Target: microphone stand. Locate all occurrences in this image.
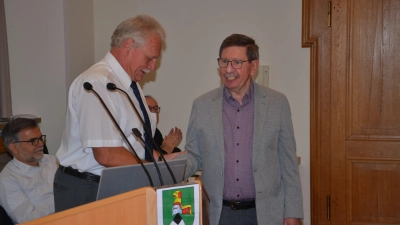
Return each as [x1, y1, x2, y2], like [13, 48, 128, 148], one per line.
[106, 82, 177, 184]
[132, 128, 164, 186]
[83, 82, 154, 187]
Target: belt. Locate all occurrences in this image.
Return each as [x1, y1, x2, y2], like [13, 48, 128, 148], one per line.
[59, 165, 100, 183]
[223, 199, 256, 210]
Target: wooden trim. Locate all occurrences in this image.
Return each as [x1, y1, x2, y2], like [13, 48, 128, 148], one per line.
[0, 137, 6, 154]
[302, 0, 321, 223]
[302, 0, 333, 223]
[22, 187, 157, 225]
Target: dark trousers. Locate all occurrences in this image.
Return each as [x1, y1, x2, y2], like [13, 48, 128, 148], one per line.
[219, 205, 258, 225]
[53, 169, 99, 212]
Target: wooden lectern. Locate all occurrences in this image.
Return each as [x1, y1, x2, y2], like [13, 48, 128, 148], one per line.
[21, 181, 209, 225]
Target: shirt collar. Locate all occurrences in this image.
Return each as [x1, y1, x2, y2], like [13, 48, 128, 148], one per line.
[104, 52, 132, 91]
[223, 79, 254, 103]
[11, 156, 46, 172]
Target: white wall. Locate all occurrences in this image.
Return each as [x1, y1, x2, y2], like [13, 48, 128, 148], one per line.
[94, 1, 310, 223]
[4, 0, 94, 155]
[63, 0, 95, 89]
[5, 0, 311, 223]
[4, 0, 68, 154]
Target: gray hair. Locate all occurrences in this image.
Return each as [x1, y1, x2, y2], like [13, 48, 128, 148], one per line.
[110, 14, 166, 48]
[2, 118, 38, 154]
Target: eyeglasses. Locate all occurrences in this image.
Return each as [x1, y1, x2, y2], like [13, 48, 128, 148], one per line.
[148, 106, 161, 113]
[14, 135, 46, 146]
[217, 58, 251, 69]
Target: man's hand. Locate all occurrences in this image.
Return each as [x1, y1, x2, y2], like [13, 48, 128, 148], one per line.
[284, 218, 301, 225]
[161, 127, 182, 153]
[155, 150, 187, 161]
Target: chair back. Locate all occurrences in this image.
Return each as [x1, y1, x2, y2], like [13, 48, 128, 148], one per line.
[0, 205, 14, 225]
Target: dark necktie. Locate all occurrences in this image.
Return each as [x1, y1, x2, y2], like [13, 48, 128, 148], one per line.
[130, 82, 153, 162]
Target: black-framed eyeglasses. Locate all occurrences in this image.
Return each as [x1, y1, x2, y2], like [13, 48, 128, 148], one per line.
[217, 58, 252, 69]
[14, 135, 46, 146]
[148, 106, 161, 113]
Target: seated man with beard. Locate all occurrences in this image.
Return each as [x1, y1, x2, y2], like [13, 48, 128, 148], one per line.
[0, 118, 58, 224]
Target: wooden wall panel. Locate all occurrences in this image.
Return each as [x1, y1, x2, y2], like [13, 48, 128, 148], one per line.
[349, 0, 400, 138]
[348, 160, 400, 223]
[304, 0, 400, 224]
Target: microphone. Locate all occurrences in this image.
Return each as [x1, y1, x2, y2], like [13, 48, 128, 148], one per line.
[106, 82, 117, 91]
[132, 128, 164, 186]
[83, 82, 154, 187]
[107, 82, 177, 184]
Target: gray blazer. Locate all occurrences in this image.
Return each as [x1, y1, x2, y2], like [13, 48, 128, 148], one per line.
[184, 83, 303, 224]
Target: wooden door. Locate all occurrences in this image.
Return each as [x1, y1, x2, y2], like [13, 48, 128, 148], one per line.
[303, 0, 400, 224]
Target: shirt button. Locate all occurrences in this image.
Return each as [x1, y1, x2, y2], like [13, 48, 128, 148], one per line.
[237, 126, 239, 129]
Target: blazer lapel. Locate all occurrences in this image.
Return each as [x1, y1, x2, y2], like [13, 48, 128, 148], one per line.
[209, 87, 225, 161]
[253, 83, 269, 154]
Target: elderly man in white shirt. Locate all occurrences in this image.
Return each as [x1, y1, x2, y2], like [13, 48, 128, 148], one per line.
[0, 118, 58, 224]
[54, 14, 182, 212]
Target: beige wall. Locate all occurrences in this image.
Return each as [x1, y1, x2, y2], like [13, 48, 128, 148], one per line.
[5, 0, 68, 154]
[5, 0, 310, 223]
[4, 0, 94, 155]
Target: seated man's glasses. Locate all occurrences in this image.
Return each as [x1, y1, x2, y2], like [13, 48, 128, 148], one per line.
[14, 135, 46, 146]
[217, 58, 252, 69]
[148, 106, 161, 113]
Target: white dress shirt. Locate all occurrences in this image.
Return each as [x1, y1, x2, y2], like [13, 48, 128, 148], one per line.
[0, 155, 58, 224]
[56, 52, 156, 175]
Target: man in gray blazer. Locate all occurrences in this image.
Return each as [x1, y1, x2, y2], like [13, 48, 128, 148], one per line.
[184, 34, 303, 225]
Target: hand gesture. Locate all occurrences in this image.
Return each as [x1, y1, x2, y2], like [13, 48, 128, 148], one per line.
[161, 127, 182, 154]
